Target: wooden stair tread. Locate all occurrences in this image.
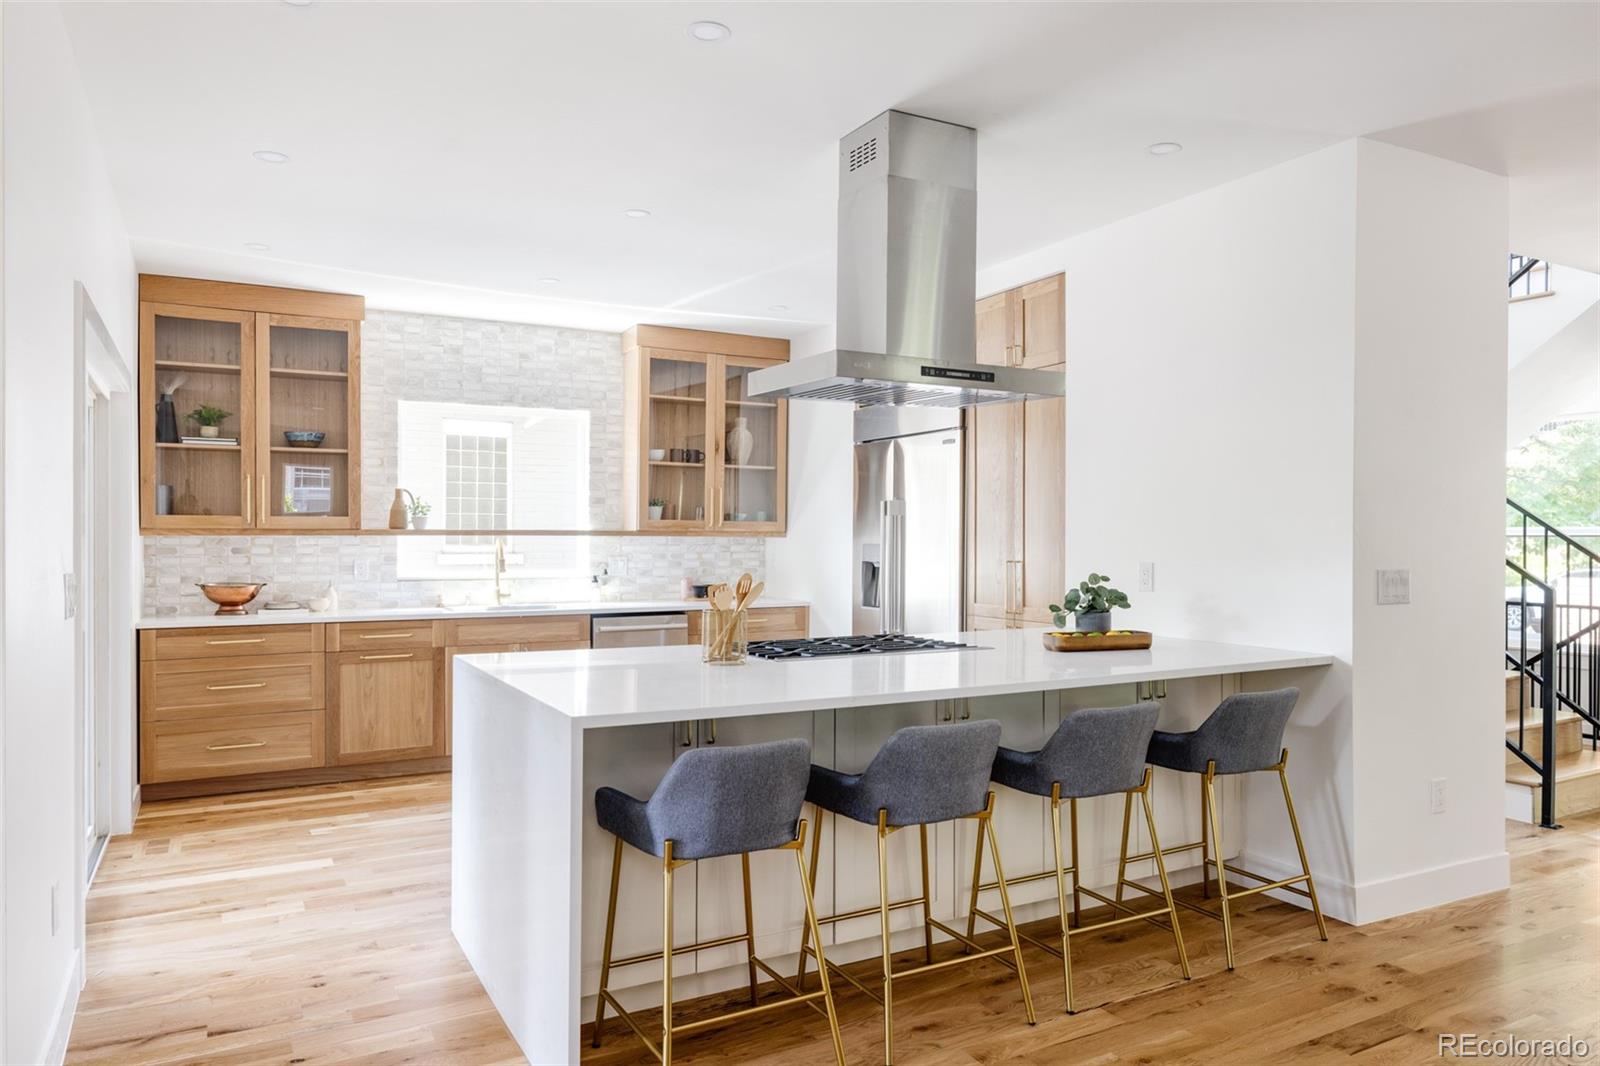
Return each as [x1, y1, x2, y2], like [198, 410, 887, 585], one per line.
[1505, 709, 1582, 730]
[1505, 747, 1600, 787]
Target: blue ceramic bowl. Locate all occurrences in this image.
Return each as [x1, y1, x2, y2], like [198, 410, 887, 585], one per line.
[283, 430, 325, 448]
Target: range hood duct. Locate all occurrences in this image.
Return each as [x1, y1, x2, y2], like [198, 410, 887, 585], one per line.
[748, 110, 1064, 408]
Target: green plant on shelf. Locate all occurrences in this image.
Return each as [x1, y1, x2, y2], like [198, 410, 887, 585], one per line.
[407, 496, 432, 518]
[186, 405, 231, 427]
[1049, 572, 1131, 628]
[282, 492, 297, 514]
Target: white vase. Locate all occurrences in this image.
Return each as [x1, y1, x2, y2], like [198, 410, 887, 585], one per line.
[648, 505, 665, 521]
[727, 417, 754, 465]
[411, 515, 429, 530]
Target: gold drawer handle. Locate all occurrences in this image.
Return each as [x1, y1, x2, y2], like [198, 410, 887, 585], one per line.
[359, 652, 415, 661]
[204, 637, 267, 646]
[357, 632, 415, 640]
[206, 740, 267, 751]
[205, 681, 268, 691]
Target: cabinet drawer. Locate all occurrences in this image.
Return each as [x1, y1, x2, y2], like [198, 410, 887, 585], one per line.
[141, 624, 323, 661]
[688, 606, 809, 643]
[143, 653, 324, 721]
[142, 710, 325, 783]
[327, 620, 442, 651]
[442, 614, 589, 647]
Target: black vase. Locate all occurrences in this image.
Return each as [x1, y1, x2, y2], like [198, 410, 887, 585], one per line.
[155, 394, 179, 443]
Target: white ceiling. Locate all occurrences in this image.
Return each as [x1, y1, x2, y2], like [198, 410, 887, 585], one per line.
[61, 1, 1600, 335]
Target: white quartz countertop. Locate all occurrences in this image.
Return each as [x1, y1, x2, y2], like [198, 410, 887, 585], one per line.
[456, 628, 1334, 728]
[137, 597, 807, 630]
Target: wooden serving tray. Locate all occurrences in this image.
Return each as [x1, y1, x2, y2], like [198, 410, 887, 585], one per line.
[1042, 630, 1153, 652]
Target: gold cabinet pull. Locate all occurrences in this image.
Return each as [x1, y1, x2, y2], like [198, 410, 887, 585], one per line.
[705, 718, 717, 744]
[205, 681, 268, 691]
[681, 721, 694, 747]
[204, 636, 266, 646]
[206, 740, 267, 751]
[358, 652, 414, 661]
[245, 474, 253, 525]
[357, 631, 414, 640]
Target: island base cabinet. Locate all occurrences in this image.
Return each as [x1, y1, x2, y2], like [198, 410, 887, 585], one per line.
[580, 722, 698, 1000]
[954, 693, 1054, 913]
[690, 711, 833, 974]
[328, 650, 443, 764]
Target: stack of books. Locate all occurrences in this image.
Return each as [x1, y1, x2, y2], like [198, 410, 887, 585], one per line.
[179, 435, 239, 447]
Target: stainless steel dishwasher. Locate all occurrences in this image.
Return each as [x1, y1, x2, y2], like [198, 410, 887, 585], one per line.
[590, 613, 690, 649]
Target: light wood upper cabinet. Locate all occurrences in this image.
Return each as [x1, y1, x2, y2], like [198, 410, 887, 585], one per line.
[139, 275, 364, 534]
[964, 274, 1066, 628]
[972, 272, 1064, 370]
[623, 325, 789, 534]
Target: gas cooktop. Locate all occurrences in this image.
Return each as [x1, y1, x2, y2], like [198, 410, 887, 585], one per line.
[747, 634, 974, 660]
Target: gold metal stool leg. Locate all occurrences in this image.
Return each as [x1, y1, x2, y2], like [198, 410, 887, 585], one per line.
[741, 851, 758, 1005]
[592, 835, 623, 1047]
[1068, 796, 1082, 928]
[794, 820, 847, 1066]
[1202, 762, 1236, 971]
[983, 792, 1036, 1025]
[918, 823, 934, 965]
[662, 839, 677, 1065]
[1112, 788, 1134, 912]
[1277, 749, 1329, 941]
[962, 810, 985, 952]
[795, 803, 825, 991]
[1049, 784, 1076, 1013]
[1199, 772, 1212, 899]
[877, 809, 895, 1065]
[1140, 777, 1191, 980]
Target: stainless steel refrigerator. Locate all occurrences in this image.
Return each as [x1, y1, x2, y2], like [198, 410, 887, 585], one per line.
[852, 406, 963, 636]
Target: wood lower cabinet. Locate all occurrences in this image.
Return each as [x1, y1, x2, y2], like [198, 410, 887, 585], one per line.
[328, 649, 443, 764]
[684, 605, 809, 644]
[443, 613, 590, 756]
[143, 710, 326, 784]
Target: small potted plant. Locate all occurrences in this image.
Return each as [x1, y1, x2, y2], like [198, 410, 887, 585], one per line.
[648, 497, 666, 521]
[186, 405, 231, 438]
[1051, 572, 1130, 633]
[408, 496, 432, 530]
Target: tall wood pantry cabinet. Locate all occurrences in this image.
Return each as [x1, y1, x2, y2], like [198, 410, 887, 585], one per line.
[965, 273, 1066, 629]
[139, 275, 364, 533]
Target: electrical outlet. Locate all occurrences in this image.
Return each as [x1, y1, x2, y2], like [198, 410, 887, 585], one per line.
[1377, 569, 1410, 605]
[1139, 562, 1155, 592]
[609, 557, 629, 577]
[353, 559, 372, 581]
[1429, 777, 1446, 815]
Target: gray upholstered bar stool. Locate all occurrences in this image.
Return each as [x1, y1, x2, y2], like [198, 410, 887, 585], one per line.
[591, 739, 844, 1066]
[1132, 687, 1328, 971]
[794, 720, 1035, 1066]
[971, 702, 1190, 1013]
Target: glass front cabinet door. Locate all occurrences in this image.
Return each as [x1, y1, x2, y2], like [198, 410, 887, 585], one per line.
[256, 314, 359, 530]
[715, 356, 786, 533]
[140, 303, 256, 530]
[639, 350, 714, 530]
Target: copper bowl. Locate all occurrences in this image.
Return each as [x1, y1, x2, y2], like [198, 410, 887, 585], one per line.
[196, 581, 267, 616]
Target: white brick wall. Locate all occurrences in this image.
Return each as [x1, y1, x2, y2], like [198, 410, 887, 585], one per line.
[141, 309, 769, 615]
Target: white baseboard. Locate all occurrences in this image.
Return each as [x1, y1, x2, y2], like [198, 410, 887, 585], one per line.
[42, 947, 83, 1065]
[1354, 851, 1510, 925]
[1234, 849, 1355, 924]
[1504, 782, 1533, 824]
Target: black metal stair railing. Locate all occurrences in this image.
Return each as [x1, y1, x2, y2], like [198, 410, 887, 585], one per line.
[1509, 254, 1551, 298]
[1506, 499, 1600, 828]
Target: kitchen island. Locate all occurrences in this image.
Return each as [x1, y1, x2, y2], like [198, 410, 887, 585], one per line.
[451, 628, 1332, 1063]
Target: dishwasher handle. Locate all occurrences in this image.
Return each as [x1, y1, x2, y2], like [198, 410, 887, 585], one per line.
[592, 621, 689, 633]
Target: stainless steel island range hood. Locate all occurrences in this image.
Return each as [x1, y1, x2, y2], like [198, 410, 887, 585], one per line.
[748, 110, 1064, 408]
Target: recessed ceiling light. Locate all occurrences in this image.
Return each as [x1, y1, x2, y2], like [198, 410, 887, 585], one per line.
[243, 242, 271, 252]
[768, 304, 789, 313]
[537, 277, 561, 285]
[1148, 142, 1183, 156]
[687, 20, 731, 42]
[623, 208, 652, 219]
[252, 149, 290, 164]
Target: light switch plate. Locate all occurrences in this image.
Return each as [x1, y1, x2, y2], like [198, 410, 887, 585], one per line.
[1139, 562, 1155, 592]
[1377, 569, 1410, 605]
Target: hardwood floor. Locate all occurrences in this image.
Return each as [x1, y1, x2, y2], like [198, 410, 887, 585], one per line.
[69, 774, 1599, 1065]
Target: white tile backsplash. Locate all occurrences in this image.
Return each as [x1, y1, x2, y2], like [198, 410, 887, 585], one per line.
[141, 308, 769, 616]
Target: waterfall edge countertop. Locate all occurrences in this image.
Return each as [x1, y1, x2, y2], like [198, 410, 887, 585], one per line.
[136, 597, 808, 629]
[454, 628, 1335, 728]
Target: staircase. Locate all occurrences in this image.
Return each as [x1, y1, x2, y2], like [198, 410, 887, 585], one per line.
[1505, 499, 1600, 826]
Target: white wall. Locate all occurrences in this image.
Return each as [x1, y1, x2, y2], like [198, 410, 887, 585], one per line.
[978, 139, 1510, 924]
[767, 324, 854, 635]
[2, 3, 137, 1060]
[1349, 139, 1509, 921]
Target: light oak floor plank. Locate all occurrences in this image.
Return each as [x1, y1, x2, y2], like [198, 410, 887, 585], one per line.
[68, 775, 1600, 1065]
